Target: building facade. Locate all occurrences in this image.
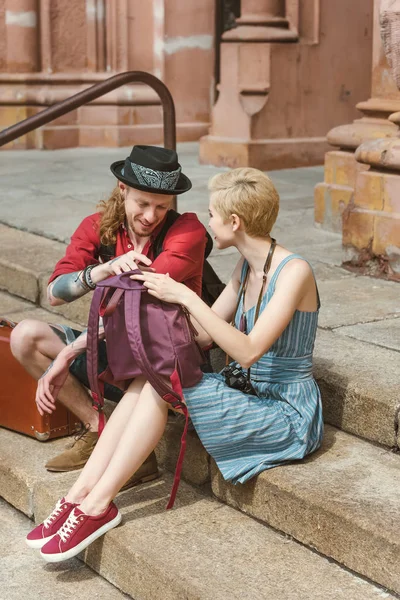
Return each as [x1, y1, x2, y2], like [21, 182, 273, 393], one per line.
[0, 0, 372, 165]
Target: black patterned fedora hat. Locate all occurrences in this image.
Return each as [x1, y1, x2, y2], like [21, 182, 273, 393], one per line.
[110, 145, 192, 195]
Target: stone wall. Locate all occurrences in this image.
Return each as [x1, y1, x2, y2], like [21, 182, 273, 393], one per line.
[0, 0, 215, 148]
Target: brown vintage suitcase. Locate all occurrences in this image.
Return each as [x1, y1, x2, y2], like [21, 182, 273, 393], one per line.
[0, 318, 81, 441]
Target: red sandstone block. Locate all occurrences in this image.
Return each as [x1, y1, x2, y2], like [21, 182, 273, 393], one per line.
[383, 173, 400, 213]
[42, 127, 79, 149]
[373, 214, 400, 255]
[131, 106, 163, 126]
[314, 184, 325, 225]
[343, 209, 375, 250]
[79, 127, 119, 147]
[78, 106, 120, 126]
[354, 171, 384, 211]
[329, 150, 363, 187]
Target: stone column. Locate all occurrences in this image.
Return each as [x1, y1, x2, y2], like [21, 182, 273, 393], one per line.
[200, 0, 373, 170]
[199, 0, 298, 168]
[233, 0, 292, 33]
[0, 0, 215, 149]
[339, 2, 400, 280]
[314, 0, 400, 233]
[340, 114, 400, 279]
[5, 0, 39, 73]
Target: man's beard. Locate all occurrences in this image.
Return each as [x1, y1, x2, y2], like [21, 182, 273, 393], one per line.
[129, 219, 158, 238]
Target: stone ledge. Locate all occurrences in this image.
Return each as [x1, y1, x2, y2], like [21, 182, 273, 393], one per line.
[211, 425, 400, 595]
[0, 429, 395, 600]
[1, 224, 399, 448]
[0, 224, 65, 303]
[314, 329, 400, 448]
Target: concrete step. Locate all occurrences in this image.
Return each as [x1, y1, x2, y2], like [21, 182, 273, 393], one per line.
[0, 498, 130, 600]
[1, 258, 399, 450]
[134, 417, 400, 595]
[314, 329, 400, 449]
[211, 426, 400, 596]
[0, 427, 396, 600]
[0, 224, 90, 327]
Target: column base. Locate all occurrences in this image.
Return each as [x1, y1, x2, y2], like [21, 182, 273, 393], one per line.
[314, 150, 369, 233]
[199, 135, 330, 170]
[342, 169, 400, 280]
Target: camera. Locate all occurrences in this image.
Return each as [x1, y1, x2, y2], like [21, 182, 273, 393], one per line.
[222, 364, 257, 396]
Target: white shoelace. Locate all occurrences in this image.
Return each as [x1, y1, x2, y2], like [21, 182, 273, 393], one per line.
[58, 509, 80, 543]
[43, 498, 65, 529]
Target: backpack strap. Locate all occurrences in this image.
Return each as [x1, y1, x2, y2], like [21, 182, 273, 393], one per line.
[124, 285, 188, 509]
[152, 209, 214, 260]
[86, 286, 108, 435]
[152, 210, 181, 259]
[99, 243, 116, 263]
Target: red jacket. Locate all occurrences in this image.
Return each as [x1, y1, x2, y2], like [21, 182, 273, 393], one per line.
[49, 212, 207, 297]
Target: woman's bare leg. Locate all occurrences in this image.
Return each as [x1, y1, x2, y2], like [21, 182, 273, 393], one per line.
[77, 380, 169, 515]
[65, 377, 147, 504]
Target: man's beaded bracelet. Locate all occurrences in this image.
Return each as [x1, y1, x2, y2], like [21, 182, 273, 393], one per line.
[83, 265, 96, 290]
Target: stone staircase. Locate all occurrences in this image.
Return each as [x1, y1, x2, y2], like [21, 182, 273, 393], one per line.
[1, 147, 399, 598]
[1, 224, 399, 598]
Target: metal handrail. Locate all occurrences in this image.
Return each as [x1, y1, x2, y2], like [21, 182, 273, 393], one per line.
[0, 71, 176, 149]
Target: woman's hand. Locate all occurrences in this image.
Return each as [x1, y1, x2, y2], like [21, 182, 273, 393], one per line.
[35, 355, 71, 415]
[131, 272, 192, 305]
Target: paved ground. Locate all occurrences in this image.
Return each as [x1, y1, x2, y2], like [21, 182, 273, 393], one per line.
[0, 498, 131, 600]
[0, 142, 398, 350]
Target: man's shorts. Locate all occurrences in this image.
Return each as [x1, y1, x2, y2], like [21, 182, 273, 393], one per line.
[50, 324, 123, 402]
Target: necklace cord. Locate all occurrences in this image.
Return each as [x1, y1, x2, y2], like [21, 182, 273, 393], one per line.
[225, 238, 277, 372]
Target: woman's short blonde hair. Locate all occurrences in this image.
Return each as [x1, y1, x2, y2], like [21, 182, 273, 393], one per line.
[208, 167, 279, 237]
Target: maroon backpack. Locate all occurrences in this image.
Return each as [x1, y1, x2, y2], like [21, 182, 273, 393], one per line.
[86, 270, 204, 509]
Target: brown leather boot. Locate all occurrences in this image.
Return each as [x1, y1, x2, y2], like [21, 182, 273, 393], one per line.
[119, 451, 160, 492]
[45, 427, 98, 472]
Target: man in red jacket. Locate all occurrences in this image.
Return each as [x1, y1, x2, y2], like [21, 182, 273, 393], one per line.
[10, 145, 207, 482]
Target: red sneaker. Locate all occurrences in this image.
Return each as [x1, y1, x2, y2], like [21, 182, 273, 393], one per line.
[26, 497, 78, 549]
[40, 502, 121, 562]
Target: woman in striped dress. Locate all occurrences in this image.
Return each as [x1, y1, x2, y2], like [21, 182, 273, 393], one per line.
[138, 167, 324, 484]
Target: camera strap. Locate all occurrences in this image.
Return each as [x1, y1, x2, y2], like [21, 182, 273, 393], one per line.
[225, 238, 277, 379]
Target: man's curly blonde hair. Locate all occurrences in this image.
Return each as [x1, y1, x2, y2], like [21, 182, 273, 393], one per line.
[208, 168, 279, 237]
[97, 186, 126, 246]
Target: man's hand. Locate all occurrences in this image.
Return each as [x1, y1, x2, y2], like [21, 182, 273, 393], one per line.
[106, 250, 155, 276]
[35, 356, 70, 415]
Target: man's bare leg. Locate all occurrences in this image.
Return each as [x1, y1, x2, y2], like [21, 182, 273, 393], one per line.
[10, 319, 99, 431]
[10, 319, 102, 471]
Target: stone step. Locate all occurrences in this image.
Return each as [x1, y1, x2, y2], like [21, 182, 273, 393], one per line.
[142, 417, 400, 595]
[314, 329, 400, 449]
[211, 426, 400, 596]
[1, 248, 399, 451]
[0, 427, 396, 600]
[0, 224, 90, 327]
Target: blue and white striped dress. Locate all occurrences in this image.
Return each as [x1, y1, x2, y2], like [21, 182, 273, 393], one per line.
[183, 254, 324, 484]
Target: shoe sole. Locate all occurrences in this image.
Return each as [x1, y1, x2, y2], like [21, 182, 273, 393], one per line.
[39, 511, 122, 563]
[45, 464, 88, 472]
[26, 533, 56, 549]
[119, 470, 160, 493]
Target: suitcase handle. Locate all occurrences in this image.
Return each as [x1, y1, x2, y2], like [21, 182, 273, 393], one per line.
[0, 318, 16, 328]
